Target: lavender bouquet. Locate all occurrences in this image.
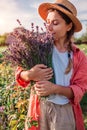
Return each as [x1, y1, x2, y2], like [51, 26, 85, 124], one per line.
[4, 21, 54, 70]
[3, 20, 55, 129]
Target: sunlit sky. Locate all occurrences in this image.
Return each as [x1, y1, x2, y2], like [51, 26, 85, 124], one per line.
[0, 0, 87, 37]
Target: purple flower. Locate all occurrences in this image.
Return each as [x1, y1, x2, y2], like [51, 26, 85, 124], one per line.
[4, 23, 54, 70]
[0, 106, 5, 112]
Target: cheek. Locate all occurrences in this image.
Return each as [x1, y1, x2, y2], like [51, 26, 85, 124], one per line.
[53, 25, 63, 34]
[55, 25, 67, 35]
[53, 27, 67, 40]
[52, 23, 68, 39]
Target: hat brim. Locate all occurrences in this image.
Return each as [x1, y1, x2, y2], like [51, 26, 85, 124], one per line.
[38, 3, 82, 32]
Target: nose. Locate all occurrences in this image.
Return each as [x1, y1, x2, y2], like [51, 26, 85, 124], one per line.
[47, 23, 53, 32]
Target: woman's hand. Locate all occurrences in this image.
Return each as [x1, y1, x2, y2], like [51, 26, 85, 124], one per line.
[34, 80, 74, 99]
[34, 80, 56, 96]
[20, 64, 53, 82]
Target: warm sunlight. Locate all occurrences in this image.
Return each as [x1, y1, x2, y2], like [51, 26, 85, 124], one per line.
[0, 19, 6, 34]
[0, 19, 5, 26]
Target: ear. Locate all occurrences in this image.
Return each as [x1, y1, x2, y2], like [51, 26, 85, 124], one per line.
[67, 22, 73, 31]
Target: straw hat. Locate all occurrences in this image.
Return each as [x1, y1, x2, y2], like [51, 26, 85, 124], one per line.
[38, 0, 82, 32]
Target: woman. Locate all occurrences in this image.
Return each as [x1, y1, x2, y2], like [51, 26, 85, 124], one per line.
[16, 0, 87, 130]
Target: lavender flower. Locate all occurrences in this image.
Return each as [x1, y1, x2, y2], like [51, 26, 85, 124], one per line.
[0, 106, 5, 113]
[4, 22, 54, 70]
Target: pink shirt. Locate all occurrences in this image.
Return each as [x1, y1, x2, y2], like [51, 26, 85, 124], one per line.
[15, 44, 87, 130]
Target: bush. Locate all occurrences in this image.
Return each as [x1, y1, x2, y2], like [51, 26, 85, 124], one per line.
[0, 61, 31, 130]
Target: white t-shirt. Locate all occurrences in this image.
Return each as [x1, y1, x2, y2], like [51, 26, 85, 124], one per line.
[48, 45, 73, 105]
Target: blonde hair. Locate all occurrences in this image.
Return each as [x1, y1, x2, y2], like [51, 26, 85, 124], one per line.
[65, 41, 73, 74]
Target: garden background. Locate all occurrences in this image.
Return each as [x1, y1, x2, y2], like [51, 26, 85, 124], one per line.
[0, 29, 87, 130]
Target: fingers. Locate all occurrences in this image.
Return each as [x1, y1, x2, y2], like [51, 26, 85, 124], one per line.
[36, 80, 46, 85]
[45, 72, 53, 78]
[34, 84, 46, 96]
[42, 68, 53, 79]
[34, 82, 43, 89]
[34, 84, 43, 96]
[43, 67, 53, 74]
[34, 81, 53, 96]
[36, 64, 53, 72]
[44, 76, 53, 81]
[30, 64, 53, 81]
[36, 64, 47, 69]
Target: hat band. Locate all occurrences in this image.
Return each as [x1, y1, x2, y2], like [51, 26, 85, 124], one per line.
[56, 3, 73, 14]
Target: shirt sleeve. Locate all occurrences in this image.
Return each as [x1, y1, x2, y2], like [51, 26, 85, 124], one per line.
[70, 51, 87, 105]
[15, 66, 30, 88]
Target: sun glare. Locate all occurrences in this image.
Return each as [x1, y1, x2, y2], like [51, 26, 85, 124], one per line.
[0, 19, 6, 34]
[0, 19, 5, 26]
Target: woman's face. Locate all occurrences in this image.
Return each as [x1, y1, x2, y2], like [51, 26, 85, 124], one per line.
[46, 10, 72, 41]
